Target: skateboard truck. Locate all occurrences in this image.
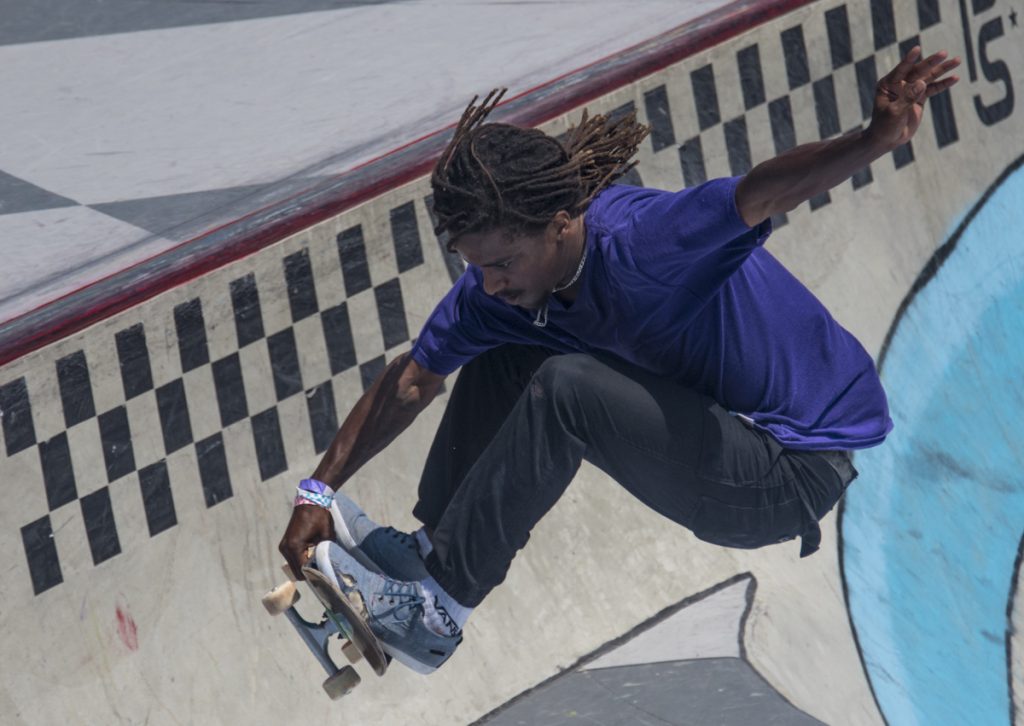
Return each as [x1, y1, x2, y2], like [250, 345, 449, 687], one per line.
[262, 553, 389, 699]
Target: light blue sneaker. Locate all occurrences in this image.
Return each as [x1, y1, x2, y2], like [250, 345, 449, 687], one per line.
[329, 490, 428, 582]
[313, 541, 462, 674]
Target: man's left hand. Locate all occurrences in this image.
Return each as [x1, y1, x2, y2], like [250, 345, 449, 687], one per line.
[867, 46, 961, 150]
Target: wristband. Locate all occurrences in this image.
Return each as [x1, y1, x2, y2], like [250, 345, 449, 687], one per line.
[296, 478, 335, 508]
[298, 478, 335, 496]
[295, 489, 333, 508]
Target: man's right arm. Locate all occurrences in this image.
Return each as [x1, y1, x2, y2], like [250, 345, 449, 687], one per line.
[277, 352, 446, 577]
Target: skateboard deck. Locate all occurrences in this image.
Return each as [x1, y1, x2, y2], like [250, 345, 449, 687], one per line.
[262, 557, 390, 699]
[301, 564, 389, 675]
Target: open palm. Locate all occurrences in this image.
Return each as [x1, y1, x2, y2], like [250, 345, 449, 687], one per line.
[869, 46, 961, 149]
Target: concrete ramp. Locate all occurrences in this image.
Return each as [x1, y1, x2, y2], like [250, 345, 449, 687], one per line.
[479, 576, 826, 725]
[2, 1, 1022, 724]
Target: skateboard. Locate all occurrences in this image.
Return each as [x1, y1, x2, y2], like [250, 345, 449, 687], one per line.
[262, 553, 390, 699]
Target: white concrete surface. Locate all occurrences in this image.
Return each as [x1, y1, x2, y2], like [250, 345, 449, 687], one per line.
[583, 577, 751, 670]
[0, 0, 728, 324]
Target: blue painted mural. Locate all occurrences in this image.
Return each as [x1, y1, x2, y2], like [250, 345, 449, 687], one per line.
[842, 154, 1024, 726]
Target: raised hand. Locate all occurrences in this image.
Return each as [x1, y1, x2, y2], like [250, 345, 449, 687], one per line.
[867, 46, 961, 150]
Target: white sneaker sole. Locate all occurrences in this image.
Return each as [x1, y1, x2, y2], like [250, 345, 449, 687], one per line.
[312, 542, 440, 676]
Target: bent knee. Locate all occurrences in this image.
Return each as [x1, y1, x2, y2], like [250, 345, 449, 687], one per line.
[531, 354, 603, 399]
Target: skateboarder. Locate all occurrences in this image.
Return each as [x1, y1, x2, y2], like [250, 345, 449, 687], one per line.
[279, 47, 960, 672]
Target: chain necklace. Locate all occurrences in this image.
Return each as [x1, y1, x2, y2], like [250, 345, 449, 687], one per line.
[552, 243, 588, 292]
[534, 243, 588, 327]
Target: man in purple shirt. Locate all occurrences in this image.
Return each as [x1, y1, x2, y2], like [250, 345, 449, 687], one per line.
[279, 47, 960, 672]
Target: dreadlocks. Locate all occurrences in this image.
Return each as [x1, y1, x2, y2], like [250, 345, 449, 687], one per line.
[430, 88, 651, 245]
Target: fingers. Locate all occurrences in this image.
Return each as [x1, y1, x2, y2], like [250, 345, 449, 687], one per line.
[887, 45, 922, 83]
[888, 46, 962, 84]
[280, 538, 307, 581]
[905, 49, 947, 82]
[925, 75, 960, 98]
[278, 505, 332, 581]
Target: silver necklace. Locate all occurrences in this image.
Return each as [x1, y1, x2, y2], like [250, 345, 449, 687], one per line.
[553, 243, 588, 292]
[534, 244, 587, 327]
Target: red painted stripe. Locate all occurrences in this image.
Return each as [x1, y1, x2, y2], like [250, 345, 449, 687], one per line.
[0, 0, 813, 367]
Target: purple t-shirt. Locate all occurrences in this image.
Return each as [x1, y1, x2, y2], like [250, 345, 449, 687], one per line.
[411, 176, 892, 450]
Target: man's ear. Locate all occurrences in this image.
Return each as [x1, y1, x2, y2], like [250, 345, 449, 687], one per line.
[552, 210, 572, 239]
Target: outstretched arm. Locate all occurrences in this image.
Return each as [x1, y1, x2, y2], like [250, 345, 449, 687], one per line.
[735, 46, 960, 227]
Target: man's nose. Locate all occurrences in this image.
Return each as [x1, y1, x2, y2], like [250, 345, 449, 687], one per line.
[482, 270, 506, 297]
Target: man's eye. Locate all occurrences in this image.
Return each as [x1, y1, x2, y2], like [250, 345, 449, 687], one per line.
[497, 260, 512, 269]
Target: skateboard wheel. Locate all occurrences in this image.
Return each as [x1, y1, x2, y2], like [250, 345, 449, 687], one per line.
[340, 639, 362, 664]
[323, 666, 361, 699]
[262, 581, 300, 615]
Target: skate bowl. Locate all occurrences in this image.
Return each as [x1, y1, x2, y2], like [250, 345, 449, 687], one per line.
[2, 1, 1022, 724]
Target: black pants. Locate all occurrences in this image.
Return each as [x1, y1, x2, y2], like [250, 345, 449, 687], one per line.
[416, 346, 858, 607]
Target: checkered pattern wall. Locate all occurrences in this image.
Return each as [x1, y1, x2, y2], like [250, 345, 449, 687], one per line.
[1, 0, 970, 596]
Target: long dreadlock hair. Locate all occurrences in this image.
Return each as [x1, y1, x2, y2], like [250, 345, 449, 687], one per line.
[430, 88, 650, 247]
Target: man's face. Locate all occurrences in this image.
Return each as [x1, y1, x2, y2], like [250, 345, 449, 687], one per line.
[453, 216, 570, 310]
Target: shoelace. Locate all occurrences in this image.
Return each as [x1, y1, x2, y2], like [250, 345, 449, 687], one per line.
[383, 526, 419, 551]
[373, 580, 425, 622]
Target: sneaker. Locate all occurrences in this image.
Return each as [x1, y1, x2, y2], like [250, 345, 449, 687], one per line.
[313, 541, 462, 674]
[329, 490, 428, 582]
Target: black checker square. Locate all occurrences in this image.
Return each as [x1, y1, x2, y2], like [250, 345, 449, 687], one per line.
[918, 0, 941, 29]
[813, 76, 841, 139]
[691, 64, 720, 130]
[284, 248, 319, 323]
[81, 486, 121, 565]
[156, 378, 194, 454]
[678, 136, 707, 187]
[736, 44, 766, 110]
[321, 302, 357, 375]
[22, 516, 62, 595]
[230, 272, 266, 348]
[374, 278, 410, 350]
[306, 381, 338, 455]
[39, 432, 78, 511]
[826, 6, 854, 69]
[929, 88, 959, 148]
[196, 433, 233, 508]
[871, 0, 898, 50]
[855, 55, 878, 121]
[724, 117, 752, 176]
[337, 224, 372, 296]
[116, 323, 154, 399]
[643, 85, 676, 151]
[1, 376, 37, 456]
[57, 350, 96, 428]
[252, 407, 288, 481]
[98, 405, 136, 482]
[893, 140, 915, 169]
[809, 191, 832, 211]
[768, 96, 797, 153]
[781, 25, 810, 89]
[268, 328, 303, 400]
[212, 353, 249, 428]
[390, 201, 425, 274]
[174, 298, 210, 373]
[139, 460, 177, 536]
